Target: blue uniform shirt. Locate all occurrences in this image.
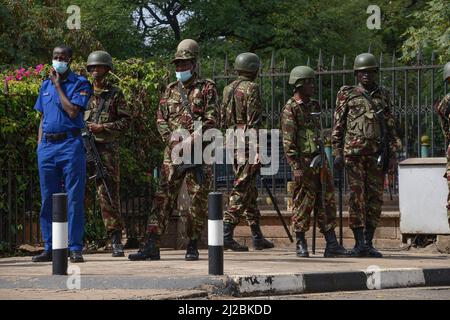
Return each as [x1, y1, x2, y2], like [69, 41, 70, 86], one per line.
[34, 71, 92, 133]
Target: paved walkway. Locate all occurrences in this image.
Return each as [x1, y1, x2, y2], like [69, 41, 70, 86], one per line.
[0, 248, 449, 299]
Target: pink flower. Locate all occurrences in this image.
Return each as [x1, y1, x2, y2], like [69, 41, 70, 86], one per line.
[24, 70, 31, 77]
[5, 75, 14, 83]
[17, 68, 25, 75]
[16, 75, 23, 81]
[35, 64, 44, 73]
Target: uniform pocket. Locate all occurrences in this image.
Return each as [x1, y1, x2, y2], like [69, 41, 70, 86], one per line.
[363, 112, 381, 139]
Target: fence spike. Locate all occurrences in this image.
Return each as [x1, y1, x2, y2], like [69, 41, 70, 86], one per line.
[331, 55, 335, 70]
[270, 51, 276, 72]
[317, 49, 323, 71]
[307, 56, 310, 67]
[224, 54, 229, 75]
[282, 58, 287, 72]
[431, 50, 436, 65]
[368, 44, 371, 53]
[342, 55, 347, 68]
[212, 60, 216, 77]
[379, 51, 383, 68]
[391, 50, 396, 66]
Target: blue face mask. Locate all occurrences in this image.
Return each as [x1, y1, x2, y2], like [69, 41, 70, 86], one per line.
[176, 70, 193, 82]
[52, 60, 69, 74]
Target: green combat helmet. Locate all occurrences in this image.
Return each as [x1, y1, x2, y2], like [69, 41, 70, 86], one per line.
[87, 50, 113, 70]
[353, 53, 378, 71]
[172, 39, 199, 63]
[234, 52, 261, 73]
[443, 62, 450, 82]
[288, 66, 315, 88]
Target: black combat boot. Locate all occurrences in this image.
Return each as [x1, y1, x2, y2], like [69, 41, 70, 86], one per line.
[349, 227, 366, 257]
[250, 224, 274, 250]
[223, 222, 249, 251]
[295, 232, 309, 257]
[323, 229, 348, 257]
[185, 239, 199, 261]
[32, 250, 52, 262]
[364, 226, 383, 258]
[111, 230, 124, 257]
[128, 234, 161, 261]
[69, 250, 84, 263]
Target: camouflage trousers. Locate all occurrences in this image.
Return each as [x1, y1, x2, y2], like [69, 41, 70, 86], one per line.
[146, 159, 212, 240]
[345, 155, 384, 229]
[291, 156, 337, 233]
[87, 142, 124, 233]
[224, 162, 260, 226]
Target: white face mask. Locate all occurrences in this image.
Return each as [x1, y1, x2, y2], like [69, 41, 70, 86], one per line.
[176, 70, 193, 82]
[52, 60, 68, 74]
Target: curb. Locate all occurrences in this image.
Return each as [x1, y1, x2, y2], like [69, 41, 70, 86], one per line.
[227, 267, 450, 296]
[1, 268, 449, 297]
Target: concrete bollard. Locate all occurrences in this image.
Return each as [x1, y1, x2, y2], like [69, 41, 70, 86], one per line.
[52, 193, 68, 275]
[208, 192, 223, 275]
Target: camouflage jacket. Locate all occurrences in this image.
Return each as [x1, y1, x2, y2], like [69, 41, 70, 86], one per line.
[222, 76, 262, 130]
[436, 93, 450, 140]
[331, 84, 400, 157]
[84, 81, 131, 143]
[281, 95, 321, 171]
[157, 74, 218, 147]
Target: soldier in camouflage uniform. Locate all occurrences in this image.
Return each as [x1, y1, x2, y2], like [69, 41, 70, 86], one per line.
[332, 53, 400, 258]
[85, 51, 131, 257]
[281, 66, 348, 258]
[222, 52, 274, 251]
[128, 39, 218, 261]
[435, 62, 450, 227]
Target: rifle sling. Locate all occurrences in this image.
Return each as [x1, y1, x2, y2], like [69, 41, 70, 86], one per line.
[94, 88, 116, 124]
[177, 81, 196, 119]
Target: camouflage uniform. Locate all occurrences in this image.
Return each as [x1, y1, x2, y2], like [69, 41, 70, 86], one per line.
[281, 96, 337, 233]
[223, 76, 262, 226]
[145, 73, 218, 240]
[332, 85, 400, 229]
[436, 93, 450, 225]
[84, 81, 131, 233]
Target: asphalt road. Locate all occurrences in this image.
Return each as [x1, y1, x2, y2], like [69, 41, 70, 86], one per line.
[235, 286, 450, 300]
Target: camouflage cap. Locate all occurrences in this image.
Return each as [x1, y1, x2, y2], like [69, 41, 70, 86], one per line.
[172, 49, 197, 63]
[172, 39, 199, 63]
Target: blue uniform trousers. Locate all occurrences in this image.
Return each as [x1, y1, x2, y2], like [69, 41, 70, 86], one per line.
[37, 136, 86, 251]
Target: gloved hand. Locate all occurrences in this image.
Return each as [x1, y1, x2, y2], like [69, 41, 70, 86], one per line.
[333, 155, 344, 171]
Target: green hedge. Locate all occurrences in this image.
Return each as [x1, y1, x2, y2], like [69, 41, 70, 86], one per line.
[0, 59, 169, 249]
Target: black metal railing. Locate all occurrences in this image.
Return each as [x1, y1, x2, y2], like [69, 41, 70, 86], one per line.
[1, 48, 448, 247]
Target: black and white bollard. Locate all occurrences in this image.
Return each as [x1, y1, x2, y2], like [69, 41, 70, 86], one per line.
[52, 193, 68, 275]
[208, 192, 223, 275]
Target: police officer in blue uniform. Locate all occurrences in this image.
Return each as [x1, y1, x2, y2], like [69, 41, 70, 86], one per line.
[32, 46, 92, 263]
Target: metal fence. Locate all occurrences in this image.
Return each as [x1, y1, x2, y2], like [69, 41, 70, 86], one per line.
[1, 49, 448, 247]
[210, 49, 448, 195]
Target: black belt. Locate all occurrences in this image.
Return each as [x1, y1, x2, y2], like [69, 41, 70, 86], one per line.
[45, 128, 81, 142]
